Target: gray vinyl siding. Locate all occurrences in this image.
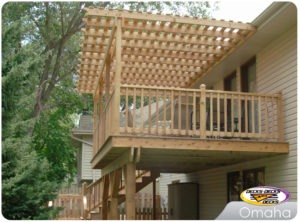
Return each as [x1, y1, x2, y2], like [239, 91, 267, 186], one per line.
[81, 135, 101, 181]
[159, 25, 297, 220]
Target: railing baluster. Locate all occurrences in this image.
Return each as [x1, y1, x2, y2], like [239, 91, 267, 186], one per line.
[171, 90, 174, 134]
[193, 91, 196, 135]
[133, 87, 136, 132]
[217, 92, 220, 134]
[156, 89, 159, 135]
[251, 95, 255, 134]
[200, 84, 206, 138]
[231, 94, 234, 135]
[125, 87, 128, 133]
[178, 90, 182, 134]
[148, 90, 151, 134]
[245, 95, 248, 136]
[141, 88, 144, 133]
[238, 94, 241, 136]
[277, 91, 284, 141]
[265, 96, 269, 138]
[186, 92, 189, 135]
[210, 92, 213, 134]
[258, 96, 262, 137]
[224, 93, 228, 135]
[272, 96, 275, 139]
[163, 89, 167, 135]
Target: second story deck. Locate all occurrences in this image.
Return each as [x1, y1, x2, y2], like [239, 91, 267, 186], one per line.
[76, 8, 289, 174]
[91, 84, 288, 173]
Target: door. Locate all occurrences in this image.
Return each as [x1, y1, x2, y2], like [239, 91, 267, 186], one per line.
[241, 58, 258, 133]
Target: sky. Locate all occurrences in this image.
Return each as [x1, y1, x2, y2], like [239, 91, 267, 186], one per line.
[212, 0, 275, 22]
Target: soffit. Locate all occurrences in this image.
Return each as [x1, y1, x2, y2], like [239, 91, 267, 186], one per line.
[77, 7, 256, 94]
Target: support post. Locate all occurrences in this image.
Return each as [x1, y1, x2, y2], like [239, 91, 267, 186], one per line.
[152, 178, 156, 220]
[125, 163, 136, 220]
[111, 18, 122, 134]
[81, 182, 88, 219]
[108, 169, 122, 220]
[101, 175, 110, 220]
[200, 84, 206, 139]
[105, 56, 111, 104]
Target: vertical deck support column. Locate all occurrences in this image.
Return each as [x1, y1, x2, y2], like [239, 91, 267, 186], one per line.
[111, 17, 122, 134]
[200, 84, 206, 139]
[109, 169, 122, 220]
[152, 178, 156, 220]
[82, 182, 88, 219]
[101, 175, 110, 220]
[125, 163, 136, 220]
[105, 56, 111, 104]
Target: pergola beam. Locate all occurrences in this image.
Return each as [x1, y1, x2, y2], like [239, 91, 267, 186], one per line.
[85, 7, 256, 31]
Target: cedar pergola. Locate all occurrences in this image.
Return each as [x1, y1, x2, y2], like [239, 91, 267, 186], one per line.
[77, 7, 256, 95]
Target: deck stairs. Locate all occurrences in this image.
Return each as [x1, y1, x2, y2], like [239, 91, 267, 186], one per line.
[84, 170, 159, 219]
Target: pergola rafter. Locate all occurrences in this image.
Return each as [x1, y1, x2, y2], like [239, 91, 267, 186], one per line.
[77, 7, 256, 94]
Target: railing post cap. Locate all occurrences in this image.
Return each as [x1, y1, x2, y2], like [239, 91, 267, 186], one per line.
[200, 84, 206, 89]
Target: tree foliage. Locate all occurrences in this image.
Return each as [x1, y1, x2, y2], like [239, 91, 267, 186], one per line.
[2, 1, 216, 219]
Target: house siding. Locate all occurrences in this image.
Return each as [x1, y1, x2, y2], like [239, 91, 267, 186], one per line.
[159, 25, 297, 220]
[81, 135, 101, 181]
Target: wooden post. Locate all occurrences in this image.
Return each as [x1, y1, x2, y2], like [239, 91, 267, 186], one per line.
[105, 55, 111, 103]
[125, 163, 136, 220]
[111, 18, 122, 134]
[152, 178, 156, 220]
[101, 175, 110, 220]
[200, 84, 206, 138]
[93, 95, 98, 156]
[109, 169, 122, 220]
[81, 182, 87, 219]
[277, 91, 284, 141]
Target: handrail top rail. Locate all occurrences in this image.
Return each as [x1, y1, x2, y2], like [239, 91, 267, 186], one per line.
[120, 84, 281, 98]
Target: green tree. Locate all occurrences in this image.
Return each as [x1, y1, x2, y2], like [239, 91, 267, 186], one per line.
[1, 2, 87, 219]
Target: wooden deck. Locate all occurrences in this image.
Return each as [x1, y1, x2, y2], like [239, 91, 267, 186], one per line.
[91, 135, 288, 173]
[91, 84, 288, 173]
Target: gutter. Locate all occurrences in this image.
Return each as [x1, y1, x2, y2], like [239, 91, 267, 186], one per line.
[252, 2, 293, 27]
[71, 135, 93, 146]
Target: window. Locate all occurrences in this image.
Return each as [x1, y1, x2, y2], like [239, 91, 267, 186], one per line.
[227, 167, 265, 202]
[227, 171, 242, 202]
[243, 168, 265, 190]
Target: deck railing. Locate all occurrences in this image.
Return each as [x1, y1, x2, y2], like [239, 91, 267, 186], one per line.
[94, 84, 283, 154]
[120, 84, 283, 140]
